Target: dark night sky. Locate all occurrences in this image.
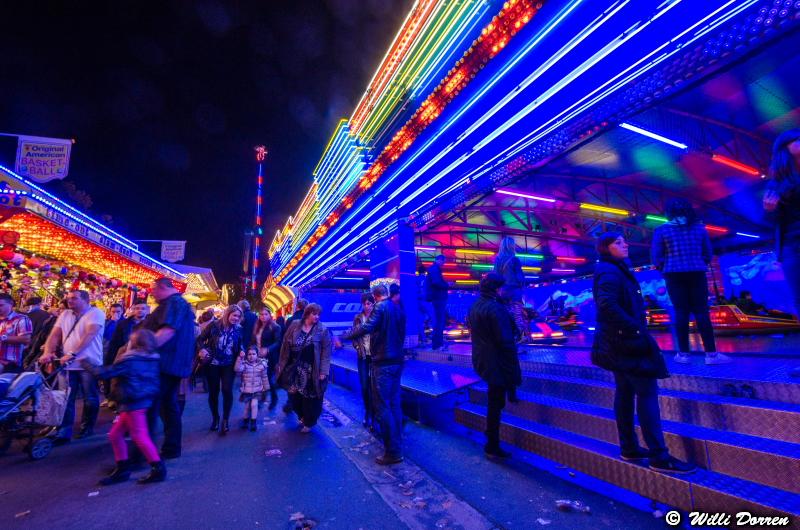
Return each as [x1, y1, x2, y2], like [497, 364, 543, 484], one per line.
[0, 0, 412, 284]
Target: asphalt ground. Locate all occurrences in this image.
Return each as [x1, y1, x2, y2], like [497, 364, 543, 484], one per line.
[2, 381, 660, 529]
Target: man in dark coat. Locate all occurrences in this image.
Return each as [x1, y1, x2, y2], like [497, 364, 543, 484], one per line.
[144, 278, 195, 459]
[343, 284, 407, 465]
[237, 300, 258, 347]
[468, 272, 521, 459]
[425, 255, 449, 350]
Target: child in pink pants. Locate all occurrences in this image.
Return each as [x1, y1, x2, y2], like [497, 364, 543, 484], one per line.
[82, 329, 166, 485]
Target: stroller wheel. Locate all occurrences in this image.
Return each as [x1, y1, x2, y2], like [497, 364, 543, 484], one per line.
[0, 433, 12, 456]
[28, 437, 53, 460]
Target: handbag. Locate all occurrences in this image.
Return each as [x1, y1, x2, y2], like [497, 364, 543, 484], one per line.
[616, 330, 669, 379]
[278, 326, 315, 390]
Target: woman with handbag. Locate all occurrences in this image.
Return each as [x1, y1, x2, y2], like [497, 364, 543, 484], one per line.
[196, 305, 244, 435]
[591, 232, 694, 474]
[276, 303, 332, 433]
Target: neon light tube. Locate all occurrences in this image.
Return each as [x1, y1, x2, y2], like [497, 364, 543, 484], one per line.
[521, 266, 541, 272]
[443, 272, 471, 278]
[495, 188, 557, 203]
[517, 253, 545, 260]
[525, 276, 539, 280]
[456, 249, 495, 256]
[705, 224, 728, 234]
[619, 122, 688, 149]
[711, 154, 760, 176]
[455, 280, 479, 285]
[333, 277, 365, 281]
[646, 214, 668, 223]
[735, 232, 760, 239]
[552, 268, 576, 273]
[471, 264, 494, 270]
[580, 203, 630, 216]
[556, 256, 586, 263]
[415, 246, 438, 252]
[347, 269, 371, 274]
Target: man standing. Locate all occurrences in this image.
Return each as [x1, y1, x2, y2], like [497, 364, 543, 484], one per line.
[145, 278, 195, 459]
[40, 290, 105, 442]
[468, 273, 521, 459]
[23, 296, 51, 338]
[237, 299, 257, 347]
[425, 255, 449, 351]
[106, 300, 150, 365]
[0, 294, 32, 374]
[344, 284, 406, 465]
[416, 265, 432, 346]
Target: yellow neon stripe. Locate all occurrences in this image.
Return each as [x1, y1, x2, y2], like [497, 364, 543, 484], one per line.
[579, 203, 630, 216]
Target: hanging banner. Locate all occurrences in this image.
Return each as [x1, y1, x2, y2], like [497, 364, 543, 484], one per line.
[160, 241, 186, 263]
[15, 135, 73, 183]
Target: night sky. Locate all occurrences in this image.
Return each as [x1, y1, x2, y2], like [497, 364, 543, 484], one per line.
[0, 0, 412, 284]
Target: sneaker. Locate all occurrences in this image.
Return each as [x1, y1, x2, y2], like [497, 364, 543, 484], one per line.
[705, 353, 732, 365]
[650, 456, 696, 474]
[484, 444, 511, 458]
[621, 448, 649, 462]
[375, 454, 404, 465]
[673, 352, 692, 364]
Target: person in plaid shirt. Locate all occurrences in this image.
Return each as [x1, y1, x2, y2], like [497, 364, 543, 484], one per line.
[651, 198, 731, 365]
[0, 293, 32, 374]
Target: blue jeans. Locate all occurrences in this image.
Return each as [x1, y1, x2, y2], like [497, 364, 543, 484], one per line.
[371, 363, 403, 458]
[612, 372, 668, 459]
[357, 356, 373, 425]
[59, 370, 99, 437]
[431, 299, 447, 349]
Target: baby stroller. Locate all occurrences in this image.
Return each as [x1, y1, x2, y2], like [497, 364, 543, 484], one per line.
[0, 362, 70, 460]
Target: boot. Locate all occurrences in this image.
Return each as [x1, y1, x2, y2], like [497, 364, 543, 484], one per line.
[137, 461, 167, 484]
[239, 418, 249, 429]
[249, 419, 257, 432]
[219, 419, 229, 435]
[99, 460, 131, 485]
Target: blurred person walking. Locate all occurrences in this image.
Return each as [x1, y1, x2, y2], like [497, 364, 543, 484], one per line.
[80, 329, 165, 485]
[651, 198, 730, 365]
[276, 303, 332, 433]
[593, 232, 694, 473]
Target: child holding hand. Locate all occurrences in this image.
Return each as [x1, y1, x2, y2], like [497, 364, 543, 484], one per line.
[235, 346, 270, 431]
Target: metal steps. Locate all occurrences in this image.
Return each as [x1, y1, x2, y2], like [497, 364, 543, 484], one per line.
[456, 402, 800, 525]
[468, 384, 800, 494]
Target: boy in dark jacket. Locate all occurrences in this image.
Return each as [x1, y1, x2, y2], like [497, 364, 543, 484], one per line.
[81, 329, 166, 485]
[468, 272, 521, 459]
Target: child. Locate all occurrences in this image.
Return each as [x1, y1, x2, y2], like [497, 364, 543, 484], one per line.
[235, 346, 270, 432]
[80, 329, 165, 485]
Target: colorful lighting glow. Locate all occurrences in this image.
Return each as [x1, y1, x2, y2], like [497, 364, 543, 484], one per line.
[710, 154, 760, 176]
[471, 264, 494, 270]
[579, 203, 630, 216]
[495, 188, 557, 203]
[735, 232, 760, 239]
[619, 122, 688, 150]
[443, 272, 471, 278]
[556, 256, 586, 263]
[415, 246, 438, 252]
[521, 266, 541, 273]
[455, 280, 480, 285]
[706, 224, 729, 234]
[646, 214, 669, 223]
[552, 268, 576, 273]
[517, 253, 545, 260]
[333, 277, 365, 281]
[347, 268, 371, 274]
[456, 249, 495, 256]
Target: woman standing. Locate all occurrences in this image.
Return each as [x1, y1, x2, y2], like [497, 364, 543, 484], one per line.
[197, 305, 245, 435]
[254, 307, 282, 410]
[351, 293, 375, 428]
[592, 232, 694, 473]
[276, 303, 332, 433]
[651, 198, 730, 365]
[493, 236, 527, 340]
